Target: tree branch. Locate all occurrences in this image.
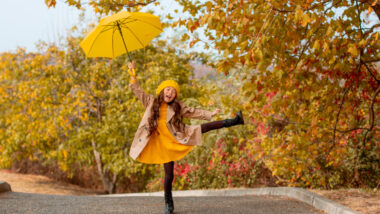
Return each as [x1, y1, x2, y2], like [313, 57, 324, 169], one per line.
[362, 86, 380, 145]
[271, 7, 294, 13]
[289, 28, 316, 72]
[332, 86, 350, 147]
[324, 0, 344, 14]
[95, 0, 157, 8]
[364, 24, 380, 37]
[270, 0, 331, 13]
[361, 60, 380, 84]
[356, 0, 364, 36]
[264, 112, 370, 136]
[362, 58, 380, 63]
[336, 127, 370, 133]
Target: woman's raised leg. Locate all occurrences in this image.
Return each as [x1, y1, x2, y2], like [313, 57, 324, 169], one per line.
[201, 111, 244, 133]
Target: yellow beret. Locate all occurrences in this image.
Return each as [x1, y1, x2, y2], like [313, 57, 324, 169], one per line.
[156, 80, 180, 97]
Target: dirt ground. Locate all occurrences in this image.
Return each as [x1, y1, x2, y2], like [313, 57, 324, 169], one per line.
[1, 169, 379, 213]
[0, 169, 100, 196]
[310, 189, 380, 214]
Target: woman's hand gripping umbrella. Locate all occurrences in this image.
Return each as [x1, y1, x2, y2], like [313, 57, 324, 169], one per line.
[128, 61, 136, 84]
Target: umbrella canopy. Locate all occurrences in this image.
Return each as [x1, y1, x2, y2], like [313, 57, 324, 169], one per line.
[80, 11, 163, 59]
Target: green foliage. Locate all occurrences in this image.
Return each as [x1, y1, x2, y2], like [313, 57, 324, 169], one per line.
[0, 28, 218, 192]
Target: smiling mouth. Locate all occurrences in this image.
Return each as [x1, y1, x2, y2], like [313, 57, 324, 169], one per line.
[166, 95, 172, 100]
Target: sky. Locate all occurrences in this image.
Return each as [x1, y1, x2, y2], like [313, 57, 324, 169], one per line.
[0, 0, 192, 53]
[0, 0, 97, 52]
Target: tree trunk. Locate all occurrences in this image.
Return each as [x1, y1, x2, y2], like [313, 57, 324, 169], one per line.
[91, 98, 119, 193]
[91, 139, 118, 194]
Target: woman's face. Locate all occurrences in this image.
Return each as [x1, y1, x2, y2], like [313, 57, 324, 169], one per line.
[163, 87, 177, 103]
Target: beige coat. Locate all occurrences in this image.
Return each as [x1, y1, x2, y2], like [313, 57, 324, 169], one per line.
[129, 81, 213, 160]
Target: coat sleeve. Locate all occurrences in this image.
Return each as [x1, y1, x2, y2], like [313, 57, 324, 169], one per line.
[179, 102, 213, 121]
[130, 81, 154, 108]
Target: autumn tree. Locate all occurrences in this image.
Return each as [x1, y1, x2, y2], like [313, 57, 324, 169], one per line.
[48, 0, 380, 188]
[170, 0, 380, 188]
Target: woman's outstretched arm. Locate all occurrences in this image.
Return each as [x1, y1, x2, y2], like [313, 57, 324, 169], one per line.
[128, 61, 153, 108]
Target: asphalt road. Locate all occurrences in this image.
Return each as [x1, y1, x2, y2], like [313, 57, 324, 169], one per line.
[0, 192, 324, 214]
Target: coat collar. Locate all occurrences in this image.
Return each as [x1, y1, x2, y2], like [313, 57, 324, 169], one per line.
[166, 103, 175, 122]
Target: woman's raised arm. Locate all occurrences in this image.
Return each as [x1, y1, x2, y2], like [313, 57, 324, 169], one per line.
[127, 61, 153, 108]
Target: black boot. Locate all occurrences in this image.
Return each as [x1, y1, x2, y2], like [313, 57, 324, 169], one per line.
[222, 111, 245, 127]
[165, 192, 174, 214]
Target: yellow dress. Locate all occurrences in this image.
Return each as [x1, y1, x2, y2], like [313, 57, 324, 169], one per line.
[137, 103, 194, 164]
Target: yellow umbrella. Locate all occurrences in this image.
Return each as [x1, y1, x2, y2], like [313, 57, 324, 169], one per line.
[80, 11, 163, 60]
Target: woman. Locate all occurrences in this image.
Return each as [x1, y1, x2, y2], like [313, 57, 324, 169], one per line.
[127, 61, 244, 214]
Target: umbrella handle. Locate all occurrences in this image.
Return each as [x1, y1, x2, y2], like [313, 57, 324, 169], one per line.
[126, 49, 132, 63]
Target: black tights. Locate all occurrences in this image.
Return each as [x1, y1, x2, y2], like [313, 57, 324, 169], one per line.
[164, 161, 174, 196]
[163, 121, 225, 195]
[201, 120, 224, 133]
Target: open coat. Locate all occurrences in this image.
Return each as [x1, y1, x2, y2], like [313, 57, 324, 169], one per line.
[129, 81, 213, 160]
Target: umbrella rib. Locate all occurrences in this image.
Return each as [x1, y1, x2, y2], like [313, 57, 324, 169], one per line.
[119, 18, 162, 32]
[119, 18, 134, 25]
[134, 19, 163, 32]
[112, 26, 117, 58]
[119, 17, 138, 25]
[98, 25, 115, 34]
[122, 25, 146, 49]
[87, 26, 114, 57]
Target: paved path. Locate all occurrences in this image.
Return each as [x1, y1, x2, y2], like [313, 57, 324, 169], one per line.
[0, 192, 323, 214]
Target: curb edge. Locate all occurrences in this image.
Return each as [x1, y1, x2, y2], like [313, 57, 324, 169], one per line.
[99, 187, 359, 214]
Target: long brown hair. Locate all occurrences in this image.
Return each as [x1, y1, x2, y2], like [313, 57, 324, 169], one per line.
[147, 90, 183, 136]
